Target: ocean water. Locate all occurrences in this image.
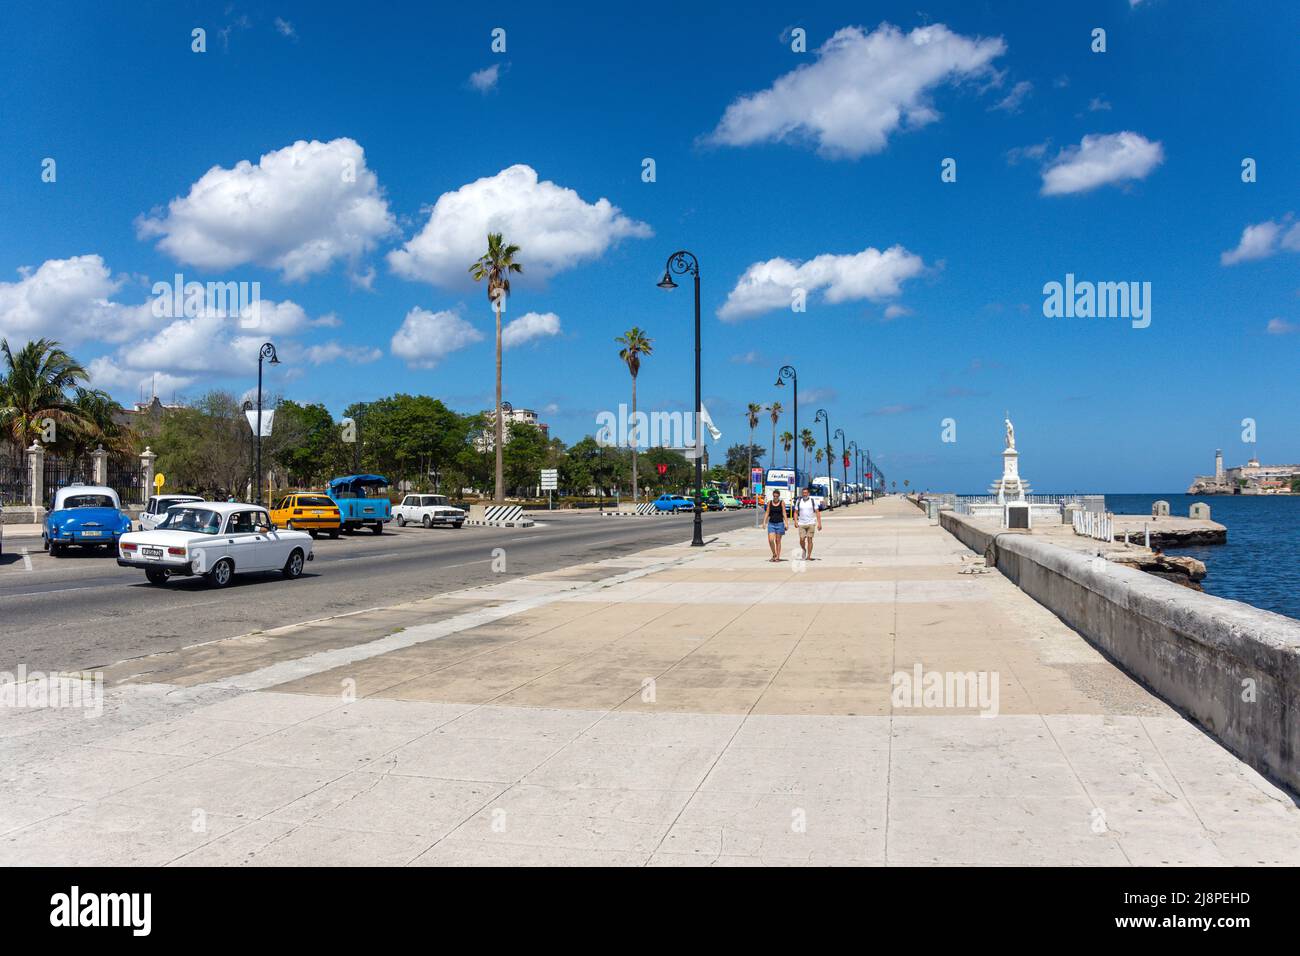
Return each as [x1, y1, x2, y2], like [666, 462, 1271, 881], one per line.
[1103, 493, 1300, 622]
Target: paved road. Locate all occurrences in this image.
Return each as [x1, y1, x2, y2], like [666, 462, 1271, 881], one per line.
[0, 510, 757, 672]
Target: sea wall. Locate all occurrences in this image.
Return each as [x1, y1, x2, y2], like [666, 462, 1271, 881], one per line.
[942, 511, 1300, 793]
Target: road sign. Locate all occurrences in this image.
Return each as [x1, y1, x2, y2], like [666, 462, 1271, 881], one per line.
[656, 463, 668, 476]
[540, 468, 558, 490]
[750, 466, 763, 495]
[153, 472, 165, 491]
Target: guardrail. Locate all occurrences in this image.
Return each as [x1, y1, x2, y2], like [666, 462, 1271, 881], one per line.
[1072, 509, 1114, 542]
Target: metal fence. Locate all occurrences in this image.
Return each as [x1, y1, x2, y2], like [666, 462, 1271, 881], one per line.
[107, 462, 146, 506]
[42, 456, 92, 507]
[954, 493, 1099, 515]
[0, 453, 30, 507]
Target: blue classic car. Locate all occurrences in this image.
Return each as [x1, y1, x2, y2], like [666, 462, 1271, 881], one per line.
[44, 485, 133, 555]
[652, 493, 695, 513]
[326, 475, 392, 534]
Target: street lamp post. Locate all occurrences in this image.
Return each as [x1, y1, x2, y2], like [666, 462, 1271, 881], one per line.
[834, 428, 847, 507]
[657, 251, 704, 547]
[848, 441, 860, 502]
[774, 366, 797, 502]
[241, 400, 254, 500]
[814, 409, 833, 509]
[255, 342, 280, 506]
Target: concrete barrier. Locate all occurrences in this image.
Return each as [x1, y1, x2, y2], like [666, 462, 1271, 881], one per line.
[941, 510, 1300, 793]
[465, 504, 534, 528]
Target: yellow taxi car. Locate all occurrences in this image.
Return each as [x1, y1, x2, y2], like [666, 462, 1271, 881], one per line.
[269, 493, 342, 539]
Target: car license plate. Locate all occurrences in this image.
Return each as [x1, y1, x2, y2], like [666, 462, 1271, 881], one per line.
[142, 547, 163, 560]
[312, 511, 324, 516]
[81, 530, 103, 537]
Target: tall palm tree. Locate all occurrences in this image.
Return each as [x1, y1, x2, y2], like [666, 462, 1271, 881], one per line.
[779, 431, 793, 467]
[469, 232, 523, 504]
[0, 338, 90, 449]
[745, 402, 762, 493]
[768, 402, 782, 471]
[68, 387, 132, 459]
[800, 428, 815, 478]
[615, 327, 653, 503]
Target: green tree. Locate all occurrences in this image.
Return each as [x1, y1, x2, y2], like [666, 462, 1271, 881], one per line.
[469, 232, 523, 505]
[503, 421, 548, 494]
[155, 391, 246, 497]
[800, 428, 815, 476]
[780, 430, 794, 467]
[745, 402, 762, 492]
[0, 338, 91, 448]
[615, 326, 653, 503]
[768, 402, 782, 471]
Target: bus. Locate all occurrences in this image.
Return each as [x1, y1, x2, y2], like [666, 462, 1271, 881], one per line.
[811, 475, 842, 509]
[764, 468, 803, 512]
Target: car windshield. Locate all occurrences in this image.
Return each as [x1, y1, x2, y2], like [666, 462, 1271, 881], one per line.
[295, 496, 334, 508]
[156, 508, 223, 535]
[62, 494, 115, 509]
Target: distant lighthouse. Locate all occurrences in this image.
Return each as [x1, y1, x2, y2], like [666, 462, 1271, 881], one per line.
[1215, 449, 1223, 480]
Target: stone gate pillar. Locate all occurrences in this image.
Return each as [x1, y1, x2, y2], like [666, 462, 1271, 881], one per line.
[140, 447, 157, 499]
[27, 442, 44, 511]
[92, 444, 108, 486]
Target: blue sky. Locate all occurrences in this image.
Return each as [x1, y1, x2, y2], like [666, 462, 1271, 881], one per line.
[1, 0, 1297, 492]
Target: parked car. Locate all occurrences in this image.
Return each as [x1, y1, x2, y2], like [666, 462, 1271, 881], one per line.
[740, 494, 757, 508]
[652, 493, 695, 513]
[43, 485, 132, 555]
[394, 494, 465, 528]
[718, 493, 743, 510]
[326, 475, 392, 534]
[117, 502, 313, 587]
[691, 489, 725, 512]
[270, 493, 342, 538]
[139, 494, 205, 531]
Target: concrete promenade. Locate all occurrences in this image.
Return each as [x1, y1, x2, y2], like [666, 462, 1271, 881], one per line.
[3, 498, 1298, 866]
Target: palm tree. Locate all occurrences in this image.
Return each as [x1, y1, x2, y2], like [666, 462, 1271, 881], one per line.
[768, 402, 782, 470]
[0, 338, 91, 449]
[780, 430, 794, 467]
[469, 232, 523, 504]
[67, 387, 132, 459]
[615, 327, 653, 503]
[745, 402, 762, 493]
[800, 428, 815, 478]
[815, 448, 824, 469]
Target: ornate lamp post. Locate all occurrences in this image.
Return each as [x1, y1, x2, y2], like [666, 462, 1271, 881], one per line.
[834, 428, 848, 507]
[241, 400, 254, 500]
[774, 366, 797, 501]
[848, 441, 860, 501]
[814, 408, 832, 509]
[254, 342, 280, 506]
[657, 251, 704, 547]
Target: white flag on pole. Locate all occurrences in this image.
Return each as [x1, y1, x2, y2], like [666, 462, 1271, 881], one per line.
[245, 409, 275, 438]
[699, 403, 722, 441]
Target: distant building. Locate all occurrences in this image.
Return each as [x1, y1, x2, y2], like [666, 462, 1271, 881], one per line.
[1188, 450, 1300, 494]
[112, 395, 184, 429]
[474, 406, 549, 452]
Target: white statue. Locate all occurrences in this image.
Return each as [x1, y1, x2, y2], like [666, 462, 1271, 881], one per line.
[1004, 416, 1015, 450]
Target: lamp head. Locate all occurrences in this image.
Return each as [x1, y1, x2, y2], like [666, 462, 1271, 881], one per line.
[656, 272, 678, 291]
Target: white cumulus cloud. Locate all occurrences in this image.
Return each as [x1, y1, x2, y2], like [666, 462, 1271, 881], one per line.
[708, 23, 1006, 159]
[0, 254, 156, 347]
[502, 311, 561, 348]
[468, 64, 500, 92]
[136, 138, 396, 281]
[719, 245, 926, 321]
[1220, 218, 1300, 266]
[390, 307, 483, 368]
[388, 165, 651, 287]
[1039, 131, 1164, 196]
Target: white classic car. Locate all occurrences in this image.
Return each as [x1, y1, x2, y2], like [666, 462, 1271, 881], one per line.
[393, 494, 466, 528]
[117, 502, 313, 587]
[138, 493, 206, 531]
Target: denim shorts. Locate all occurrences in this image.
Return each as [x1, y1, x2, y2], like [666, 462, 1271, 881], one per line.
[766, 522, 786, 534]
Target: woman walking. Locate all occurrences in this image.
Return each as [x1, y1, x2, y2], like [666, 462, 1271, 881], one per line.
[765, 489, 787, 562]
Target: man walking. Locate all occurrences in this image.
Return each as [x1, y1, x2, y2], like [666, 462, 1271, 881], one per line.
[795, 486, 822, 560]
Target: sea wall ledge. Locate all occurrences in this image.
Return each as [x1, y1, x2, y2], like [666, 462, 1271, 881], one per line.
[940, 510, 1300, 794]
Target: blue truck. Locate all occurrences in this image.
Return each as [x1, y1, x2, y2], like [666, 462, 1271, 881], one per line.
[326, 474, 392, 534]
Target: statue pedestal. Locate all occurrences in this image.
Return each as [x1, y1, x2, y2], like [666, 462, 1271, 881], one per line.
[989, 447, 1031, 502]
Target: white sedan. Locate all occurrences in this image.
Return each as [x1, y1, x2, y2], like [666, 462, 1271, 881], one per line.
[393, 494, 466, 528]
[117, 502, 313, 587]
[138, 493, 206, 531]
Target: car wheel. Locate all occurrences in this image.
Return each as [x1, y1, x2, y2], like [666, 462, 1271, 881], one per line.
[328, 529, 339, 540]
[282, 549, 305, 579]
[396, 515, 406, 527]
[307, 529, 318, 539]
[49, 541, 62, 556]
[371, 522, 384, 535]
[145, 569, 169, 585]
[453, 521, 463, 529]
[422, 515, 432, 529]
[206, 558, 234, 588]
